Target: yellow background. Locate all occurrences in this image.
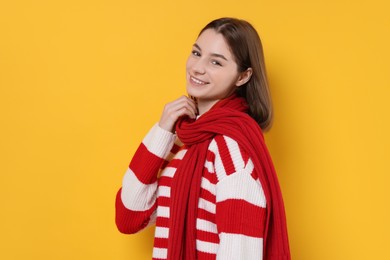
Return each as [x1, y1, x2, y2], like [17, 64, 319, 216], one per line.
[1, 0, 389, 259]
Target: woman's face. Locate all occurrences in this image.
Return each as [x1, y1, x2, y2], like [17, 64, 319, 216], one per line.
[186, 29, 245, 112]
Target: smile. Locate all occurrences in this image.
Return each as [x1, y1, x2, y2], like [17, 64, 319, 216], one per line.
[190, 76, 209, 85]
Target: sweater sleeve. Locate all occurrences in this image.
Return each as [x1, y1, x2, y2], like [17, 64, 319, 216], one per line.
[212, 135, 267, 260]
[115, 123, 177, 234]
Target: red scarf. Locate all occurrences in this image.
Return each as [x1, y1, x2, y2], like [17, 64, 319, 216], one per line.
[167, 94, 291, 259]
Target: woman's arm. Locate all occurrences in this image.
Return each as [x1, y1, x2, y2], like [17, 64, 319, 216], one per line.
[213, 135, 267, 260]
[115, 124, 176, 234]
[116, 95, 197, 234]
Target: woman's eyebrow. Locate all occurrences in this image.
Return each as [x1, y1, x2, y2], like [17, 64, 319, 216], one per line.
[193, 43, 228, 61]
[193, 43, 201, 50]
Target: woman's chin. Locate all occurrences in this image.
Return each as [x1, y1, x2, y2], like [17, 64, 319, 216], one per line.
[186, 87, 199, 98]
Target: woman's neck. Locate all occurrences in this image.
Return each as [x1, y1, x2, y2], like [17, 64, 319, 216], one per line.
[197, 99, 219, 116]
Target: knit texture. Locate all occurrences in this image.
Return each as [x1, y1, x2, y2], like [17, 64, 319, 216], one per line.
[116, 95, 290, 259]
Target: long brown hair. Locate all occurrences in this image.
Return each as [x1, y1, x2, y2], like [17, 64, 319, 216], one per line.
[199, 17, 273, 130]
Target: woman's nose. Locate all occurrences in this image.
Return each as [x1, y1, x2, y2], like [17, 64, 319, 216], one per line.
[191, 58, 206, 75]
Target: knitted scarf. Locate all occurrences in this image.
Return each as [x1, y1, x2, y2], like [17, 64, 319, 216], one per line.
[167, 94, 291, 260]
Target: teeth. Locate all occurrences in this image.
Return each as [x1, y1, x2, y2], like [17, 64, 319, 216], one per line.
[191, 76, 206, 85]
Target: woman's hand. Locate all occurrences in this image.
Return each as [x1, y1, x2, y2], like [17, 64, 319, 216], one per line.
[158, 96, 198, 133]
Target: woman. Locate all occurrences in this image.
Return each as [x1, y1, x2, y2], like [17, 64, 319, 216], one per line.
[115, 17, 291, 260]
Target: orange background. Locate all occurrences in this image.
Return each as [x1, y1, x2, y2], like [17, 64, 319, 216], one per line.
[1, 0, 389, 259]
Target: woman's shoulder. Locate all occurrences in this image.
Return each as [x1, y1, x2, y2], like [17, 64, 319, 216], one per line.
[208, 134, 251, 167]
[207, 134, 257, 186]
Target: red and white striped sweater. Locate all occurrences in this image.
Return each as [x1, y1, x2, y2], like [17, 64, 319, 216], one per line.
[116, 124, 267, 259]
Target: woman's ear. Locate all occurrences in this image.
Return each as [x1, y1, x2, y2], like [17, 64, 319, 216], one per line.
[236, 68, 253, 87]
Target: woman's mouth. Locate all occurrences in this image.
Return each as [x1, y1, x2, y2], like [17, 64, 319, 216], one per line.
[190, 76, 209, 85]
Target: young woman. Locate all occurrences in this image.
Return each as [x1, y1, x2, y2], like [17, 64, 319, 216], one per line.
[115, 17, 291, 260]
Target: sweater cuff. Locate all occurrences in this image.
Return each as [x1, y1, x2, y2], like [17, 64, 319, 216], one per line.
[142, 123, 177, 159]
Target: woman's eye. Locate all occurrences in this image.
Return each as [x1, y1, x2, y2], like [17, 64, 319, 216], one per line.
[211, 60, 222, 66]
[192, 50, 201, 56]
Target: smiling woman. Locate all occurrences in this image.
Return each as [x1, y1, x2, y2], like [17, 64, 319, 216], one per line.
[186, 29, 253, 115]
[115, 17, 291, 260]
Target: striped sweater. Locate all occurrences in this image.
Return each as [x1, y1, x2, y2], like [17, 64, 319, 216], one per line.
[116, 124, 267, 259]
